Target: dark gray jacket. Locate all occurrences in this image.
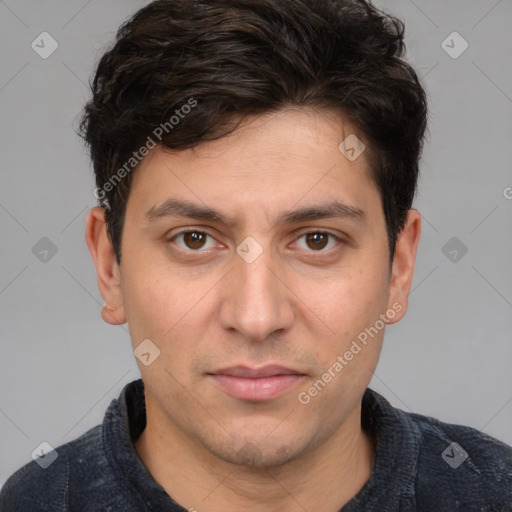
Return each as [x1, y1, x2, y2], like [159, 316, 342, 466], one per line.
[1, 379, 511, 511]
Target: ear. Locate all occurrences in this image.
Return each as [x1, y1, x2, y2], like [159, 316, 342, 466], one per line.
[85, 207, 126, 325]
[386, 209, 421, 324]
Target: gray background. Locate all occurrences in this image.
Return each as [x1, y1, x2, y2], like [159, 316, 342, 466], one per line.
[1, 0, 511, 485]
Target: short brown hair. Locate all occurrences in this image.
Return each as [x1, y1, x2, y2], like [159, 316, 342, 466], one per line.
[80, 0, 428, 264]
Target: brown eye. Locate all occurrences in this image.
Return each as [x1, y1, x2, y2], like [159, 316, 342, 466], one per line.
[171, 230, 217, 252]
[294, 231, 341, 253]
[182, 231, 207, 250]
[305, 232, 329, 250]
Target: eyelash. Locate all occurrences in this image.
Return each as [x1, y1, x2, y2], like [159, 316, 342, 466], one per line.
[167, 228, 344, 255]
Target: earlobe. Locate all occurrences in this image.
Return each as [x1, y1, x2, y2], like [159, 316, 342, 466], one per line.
[386, 209, 421, 325]
[85, 207, 127, 325]
[101, 304, 124, 325]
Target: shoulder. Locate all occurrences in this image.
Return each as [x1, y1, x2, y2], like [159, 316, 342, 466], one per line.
[0, 425, 108, 511]
[407, 409, 512, 511]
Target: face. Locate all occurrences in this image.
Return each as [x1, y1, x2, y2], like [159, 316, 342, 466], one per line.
[91, 108, 417, 467]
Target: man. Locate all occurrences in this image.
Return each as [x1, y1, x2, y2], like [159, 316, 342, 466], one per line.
[1, 0, 511, 510]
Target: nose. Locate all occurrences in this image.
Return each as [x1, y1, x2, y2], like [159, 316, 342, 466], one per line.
[219, 240, 295, 342]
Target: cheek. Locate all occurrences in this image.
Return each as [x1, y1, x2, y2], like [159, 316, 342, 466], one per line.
[312, 265, 389, 339]
[303, 274, 387, 405]
[296, 268, 389, 395]
[120, 256, 179, 344]
[120, 257, 216, 368]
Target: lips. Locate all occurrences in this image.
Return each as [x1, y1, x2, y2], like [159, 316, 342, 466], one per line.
[209, 365, 306, 401]
[215, 365, 302, 378]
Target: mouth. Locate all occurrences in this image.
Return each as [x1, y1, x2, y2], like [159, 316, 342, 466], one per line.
[208, 365, 306, 402]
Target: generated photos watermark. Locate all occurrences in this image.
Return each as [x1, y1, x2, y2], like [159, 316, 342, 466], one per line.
[298, 301, 403, 405]
[93, 97, 198, 206]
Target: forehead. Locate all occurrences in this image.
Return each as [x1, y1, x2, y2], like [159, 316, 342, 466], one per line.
[126, 108, 381, 223]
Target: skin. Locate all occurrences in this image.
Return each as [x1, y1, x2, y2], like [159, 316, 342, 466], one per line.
[86, 108, 421, 512]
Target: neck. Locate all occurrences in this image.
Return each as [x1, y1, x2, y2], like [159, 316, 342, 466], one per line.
[135, 392, 373, 512]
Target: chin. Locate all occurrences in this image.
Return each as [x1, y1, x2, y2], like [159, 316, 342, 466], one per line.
[200, 430, 311, 469]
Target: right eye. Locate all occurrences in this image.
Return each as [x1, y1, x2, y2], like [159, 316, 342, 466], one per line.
[168, 229, 219, 252]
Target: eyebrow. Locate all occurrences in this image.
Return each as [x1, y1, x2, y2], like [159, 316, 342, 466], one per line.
[145, 198, 366, 226]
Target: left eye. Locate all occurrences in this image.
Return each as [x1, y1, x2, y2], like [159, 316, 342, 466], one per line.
[172, 230, 217, 251]
[295, 232, 340, 252]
